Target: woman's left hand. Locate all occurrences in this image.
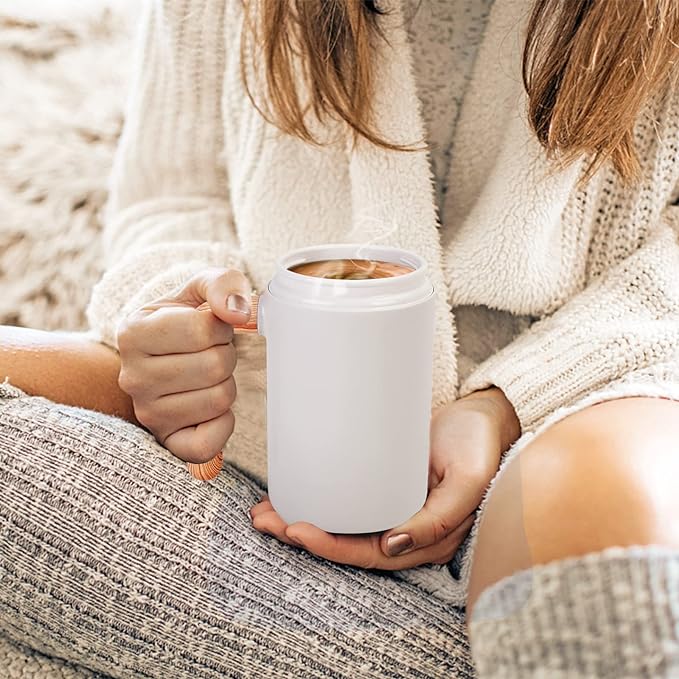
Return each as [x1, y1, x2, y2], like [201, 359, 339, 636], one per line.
[250, 387, 521, 570]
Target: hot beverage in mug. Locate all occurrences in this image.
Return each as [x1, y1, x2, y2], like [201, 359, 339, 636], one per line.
[289, 259, 414, 280]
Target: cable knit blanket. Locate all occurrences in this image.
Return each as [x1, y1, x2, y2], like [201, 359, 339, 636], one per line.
[0, 8, 131, 677]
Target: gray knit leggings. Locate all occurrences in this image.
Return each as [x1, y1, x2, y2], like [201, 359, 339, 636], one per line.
[0, 383, 474, 678]
[2, 383, 679, 678]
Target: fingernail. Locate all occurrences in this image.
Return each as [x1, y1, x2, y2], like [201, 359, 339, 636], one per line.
[227, 294, 250, 316]
[386, 533, 414, 557]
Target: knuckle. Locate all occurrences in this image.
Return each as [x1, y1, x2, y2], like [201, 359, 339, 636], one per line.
[355, 537, 382, 570]
[116, 320, 136, 353]
[427, 510, 452, 544]
[221, 409, 236, 442]
[201, 268, 226, 293]
[464, 458, 498, 488]
[223, 322, 235, 343]
[188, 268, 215, 292]
[224, 343, 237, 373]
[132, 402, 155, 430]
[204, 347, 229, 383]
[137, 406, 166, 438]
[117, 368, 140, 395]
[210, 379, 236, 413]
[192, 321, 214, 349]
[356, 552, 378, 570]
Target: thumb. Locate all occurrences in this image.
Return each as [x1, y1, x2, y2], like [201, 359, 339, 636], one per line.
[176, 267, 253, 325]
[381, 471, 475, 558]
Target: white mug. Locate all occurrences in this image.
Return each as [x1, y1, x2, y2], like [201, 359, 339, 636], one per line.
[191, 244, 435, 534]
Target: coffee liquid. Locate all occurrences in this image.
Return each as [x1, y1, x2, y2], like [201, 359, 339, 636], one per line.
[290, 259, 414, 280]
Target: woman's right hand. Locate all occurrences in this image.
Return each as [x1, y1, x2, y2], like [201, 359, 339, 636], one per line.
[116, 268, 252, 463]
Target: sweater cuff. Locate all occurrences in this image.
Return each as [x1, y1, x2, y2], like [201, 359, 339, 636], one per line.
[459, 321, 636, 432]
[86, 242, 244, 349]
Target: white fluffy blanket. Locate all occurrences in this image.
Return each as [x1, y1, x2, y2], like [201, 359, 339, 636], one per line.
[0, 8, 131, 677]
[0, 9, 131, 331]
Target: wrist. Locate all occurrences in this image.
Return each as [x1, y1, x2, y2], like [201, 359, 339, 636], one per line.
[461, 386, 521, 452]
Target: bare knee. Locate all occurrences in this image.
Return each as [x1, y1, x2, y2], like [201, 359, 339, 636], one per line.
[467, 397, 679, 617]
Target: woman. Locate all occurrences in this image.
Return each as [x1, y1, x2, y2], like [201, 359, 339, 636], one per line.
[1, 0, 679, 676]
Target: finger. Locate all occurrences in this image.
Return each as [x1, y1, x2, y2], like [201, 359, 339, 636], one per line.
[427, 514, 476, 564]
[148, 377, 237, 437]
[129, 306, 234, 355]
[394, 513, 475, 568]
[381, 470, 482, 557]
[251, 508, 297, 547]
[163, 410, 235, 463]
[287, 514, 475, 571]
[249, 495, 272, 519]
[176, 268, 252, 325]
[128, 344, 237, 397]
[285, 523, 385, 570]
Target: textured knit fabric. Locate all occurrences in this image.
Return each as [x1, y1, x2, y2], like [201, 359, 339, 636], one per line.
[4, 3, 679, 678]
[0, 633, 102, 679]
[0, 382, 474, 678]
[85, 0, 679, 435]
[404, 0, 494, 212]
[470, 547, 679, 678]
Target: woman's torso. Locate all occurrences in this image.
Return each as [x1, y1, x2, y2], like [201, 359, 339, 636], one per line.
[220, 0, 679, 401]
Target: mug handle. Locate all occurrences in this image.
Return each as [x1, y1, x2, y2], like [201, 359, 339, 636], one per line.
[188, 294, 259, 481]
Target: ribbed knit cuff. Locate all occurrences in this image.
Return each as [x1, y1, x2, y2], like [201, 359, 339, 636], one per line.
[470, 546, 679, 678]
[460, 227, 679, 432]
[460, 322, 679, 432]
[458, 323, 614, 432]
[86, 242, 244, 349]
[459, 321, 606, 431]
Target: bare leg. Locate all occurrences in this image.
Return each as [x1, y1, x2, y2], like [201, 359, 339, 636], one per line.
[467, 396, 679, 678]
[0, 325, 135, 422]
[467, 396, 679, 614]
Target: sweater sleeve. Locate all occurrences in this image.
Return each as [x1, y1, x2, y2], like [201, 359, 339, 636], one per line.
[86, 0, 243, 349]
[459, 205, 679, 432]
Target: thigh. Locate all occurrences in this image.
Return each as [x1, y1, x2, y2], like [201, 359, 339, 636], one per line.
[0, 384, 473, 679]
[467, 396, 679, 616]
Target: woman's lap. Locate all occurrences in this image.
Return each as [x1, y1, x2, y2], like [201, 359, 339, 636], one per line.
[0, 383, 473, 678]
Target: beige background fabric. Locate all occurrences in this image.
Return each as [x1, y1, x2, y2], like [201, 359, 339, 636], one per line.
[0, 6, 132, 676]
[0, 7, 133, 332]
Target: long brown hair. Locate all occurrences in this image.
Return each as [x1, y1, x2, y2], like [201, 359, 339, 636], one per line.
[243, 0, 679, 181]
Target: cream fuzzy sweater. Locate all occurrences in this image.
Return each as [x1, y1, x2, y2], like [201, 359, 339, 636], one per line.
[87, 0, 679, 484]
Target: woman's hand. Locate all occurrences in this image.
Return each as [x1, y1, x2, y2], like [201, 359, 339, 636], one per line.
[250, 387, 521, 570]
[117, 268, 251, 463]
